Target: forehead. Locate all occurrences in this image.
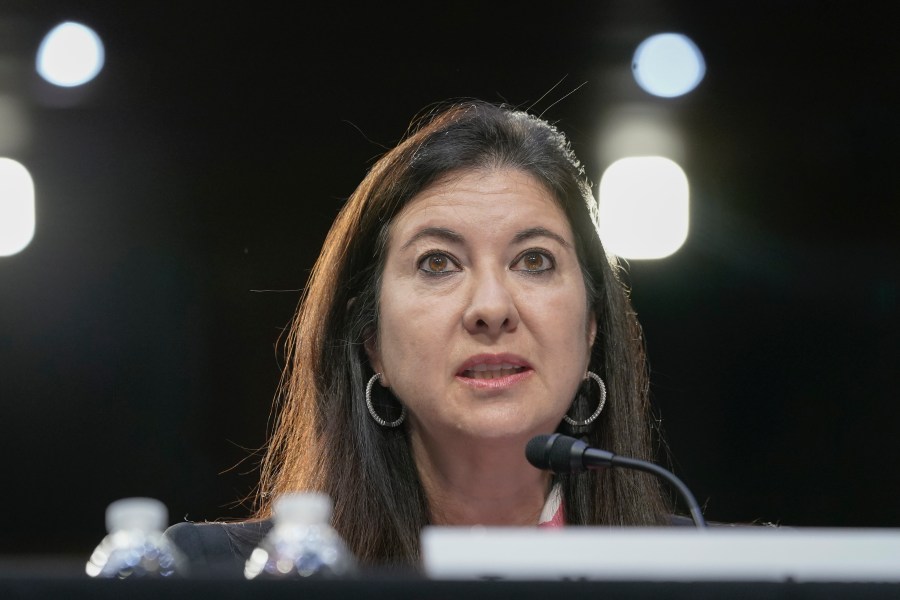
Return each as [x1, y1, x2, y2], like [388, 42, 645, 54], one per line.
[389, 169, 572, 242]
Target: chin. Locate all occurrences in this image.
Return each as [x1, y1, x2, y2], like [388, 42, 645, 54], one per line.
[454, 413, 560, 444]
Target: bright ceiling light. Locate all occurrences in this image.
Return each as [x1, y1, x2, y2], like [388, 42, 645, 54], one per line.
[0, 158, 36, 256]
[36, 22, 105, 87]
[598, 156, 689, 259]
[633, 33, 705, 98]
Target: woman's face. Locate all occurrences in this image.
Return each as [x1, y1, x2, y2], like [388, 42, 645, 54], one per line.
[366, 168, 596, 446]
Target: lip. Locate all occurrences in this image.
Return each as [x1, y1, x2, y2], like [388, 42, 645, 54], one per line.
[455, 353, 533, 391]
[456, 353, 532, 373]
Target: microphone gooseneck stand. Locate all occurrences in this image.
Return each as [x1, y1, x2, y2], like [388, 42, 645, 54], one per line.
[526, 433, 707, 528]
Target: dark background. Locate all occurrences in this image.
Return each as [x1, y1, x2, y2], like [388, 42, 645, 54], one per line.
[1, 1, 897, 556]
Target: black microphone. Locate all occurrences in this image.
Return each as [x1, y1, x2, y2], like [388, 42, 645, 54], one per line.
[526, 433, 707, 528]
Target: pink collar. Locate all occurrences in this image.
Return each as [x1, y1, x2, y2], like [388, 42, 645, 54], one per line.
[537, 482, 564, 528]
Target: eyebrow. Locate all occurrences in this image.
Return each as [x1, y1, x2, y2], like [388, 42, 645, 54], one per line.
[400, 227, 464, 251]
[512, 227, 572, 248]
[400, 225, 571, 251]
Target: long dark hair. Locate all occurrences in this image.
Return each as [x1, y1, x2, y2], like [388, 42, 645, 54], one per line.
[255, 100, 669, 566]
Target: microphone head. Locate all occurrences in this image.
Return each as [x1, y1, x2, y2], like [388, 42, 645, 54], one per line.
[525, 434, 557, 470]
[526, 433, 586, 473]
[547, 434, 585, 473]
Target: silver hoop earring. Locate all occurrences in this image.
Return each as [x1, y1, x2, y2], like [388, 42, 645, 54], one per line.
[365, 373, 406, 428]
[563, 371, 607, 427]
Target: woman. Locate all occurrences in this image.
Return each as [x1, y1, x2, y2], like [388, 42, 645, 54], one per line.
[166, 100, 670, 573]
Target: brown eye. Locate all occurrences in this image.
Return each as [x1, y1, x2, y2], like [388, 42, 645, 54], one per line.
[522, 252, 544, 271]
[512, 251, 553, 273]
[419, 253, 458, 274]
[428, 255, 448, 272]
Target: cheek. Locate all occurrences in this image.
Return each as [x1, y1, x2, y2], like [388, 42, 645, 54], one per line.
[528, 285, 593, 362]
[533, 283, 589, 327]
[377, 287, 451, 371]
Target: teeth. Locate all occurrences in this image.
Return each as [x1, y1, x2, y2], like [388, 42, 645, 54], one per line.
[463, 366, 526, 379]
[471, 363, 517, 372]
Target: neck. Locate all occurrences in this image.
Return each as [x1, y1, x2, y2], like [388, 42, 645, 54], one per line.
[410, 428, 552, 526]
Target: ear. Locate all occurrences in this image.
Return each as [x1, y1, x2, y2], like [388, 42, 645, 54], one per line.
[352, 296, 389, 387]
[363, 330, 389, 387]
[587, 311, 598, 355]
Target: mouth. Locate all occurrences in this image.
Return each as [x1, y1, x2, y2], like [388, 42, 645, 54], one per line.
[456, 354, 533, 383]
[459, 363, 530, 380]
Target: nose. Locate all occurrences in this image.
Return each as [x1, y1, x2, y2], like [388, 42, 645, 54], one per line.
[462, 268, 520, 336]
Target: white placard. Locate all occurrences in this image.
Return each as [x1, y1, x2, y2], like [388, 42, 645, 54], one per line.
[421, 526, 900, 582]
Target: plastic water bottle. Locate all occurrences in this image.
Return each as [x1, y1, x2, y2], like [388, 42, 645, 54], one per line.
[244, 492, 356, 579]
[85, 497, 184, 578]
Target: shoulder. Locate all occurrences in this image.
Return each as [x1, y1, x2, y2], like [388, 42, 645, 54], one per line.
[164, 519, 273, 578]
